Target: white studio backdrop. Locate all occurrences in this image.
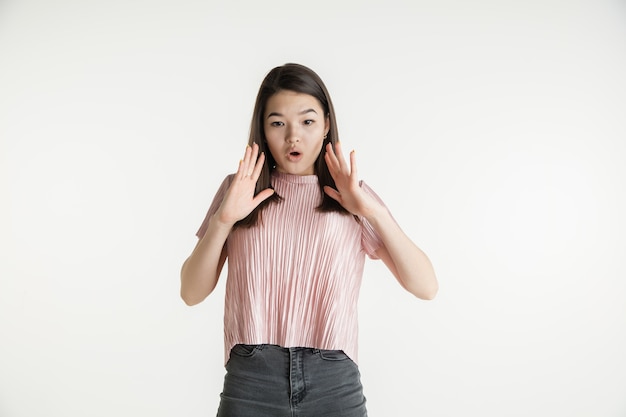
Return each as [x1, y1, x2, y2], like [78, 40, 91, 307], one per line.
[1, 0, 625, 416]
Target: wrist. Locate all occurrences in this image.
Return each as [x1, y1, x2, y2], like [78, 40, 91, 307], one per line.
[361, 203, 388, 226]
[210, 211, 236, 231]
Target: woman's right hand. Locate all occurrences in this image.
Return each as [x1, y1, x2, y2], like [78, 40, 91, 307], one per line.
[214, 143, 275, 226]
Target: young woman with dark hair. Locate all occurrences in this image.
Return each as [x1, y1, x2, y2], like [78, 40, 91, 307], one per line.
[181, 63, 437, 417]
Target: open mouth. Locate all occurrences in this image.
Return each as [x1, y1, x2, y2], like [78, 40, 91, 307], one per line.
[287, 150, 302, 162]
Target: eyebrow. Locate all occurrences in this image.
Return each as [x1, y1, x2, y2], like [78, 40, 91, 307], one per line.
[266, 108, 318, 119]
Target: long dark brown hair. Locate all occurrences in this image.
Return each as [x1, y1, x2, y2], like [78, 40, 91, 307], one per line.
[235, 63, 348, 228]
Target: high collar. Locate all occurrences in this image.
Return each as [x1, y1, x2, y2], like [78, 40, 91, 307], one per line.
[272, 171, 318, 184]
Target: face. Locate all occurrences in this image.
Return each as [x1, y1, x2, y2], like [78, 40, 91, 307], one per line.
[264, 90, 329, 176]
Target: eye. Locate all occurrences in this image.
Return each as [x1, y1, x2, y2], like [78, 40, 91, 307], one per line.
[270, 121, 284, 127]
[303, 119, 315, 126]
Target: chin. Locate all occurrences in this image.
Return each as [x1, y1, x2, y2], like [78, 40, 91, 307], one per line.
[278, 165, 314, 176]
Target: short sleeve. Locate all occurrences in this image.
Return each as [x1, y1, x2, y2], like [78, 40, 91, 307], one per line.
[195, 174, 234, 239]
[359, 180, 392, 259]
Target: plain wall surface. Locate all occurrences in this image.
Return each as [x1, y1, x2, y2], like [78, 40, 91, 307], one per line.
[1, 0, 625, 416]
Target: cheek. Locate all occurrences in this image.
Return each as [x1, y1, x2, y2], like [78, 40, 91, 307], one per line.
[264, 126, 284, 143]
[309, 140, 325, 160]
[311, 134, 325, 150]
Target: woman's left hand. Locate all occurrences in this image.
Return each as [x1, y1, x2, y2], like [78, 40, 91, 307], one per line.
[323, 142, 380, 219]
[325, 142, 438, 300]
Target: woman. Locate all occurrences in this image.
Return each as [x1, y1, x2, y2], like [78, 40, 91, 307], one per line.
[181, 63, 438, 416]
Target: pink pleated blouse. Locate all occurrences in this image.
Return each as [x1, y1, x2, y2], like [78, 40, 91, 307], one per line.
[196, 172, 386, 365]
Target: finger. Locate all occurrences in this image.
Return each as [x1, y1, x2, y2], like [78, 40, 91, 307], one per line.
[333, 141, 349, 173]
[237, 145, 252, 179]
[251, 151, 266, 179]
[247, 143, 260, 177]
[241, 144, 261, 179]
[236, 158, 245, 180]
[349, 149, 358, 180]
[325, 143, 340, 174]
[250, 142, 259, 160]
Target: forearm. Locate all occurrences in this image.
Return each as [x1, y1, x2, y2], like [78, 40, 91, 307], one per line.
[180, 215, 232, 305]
[366, 207, 438, 300]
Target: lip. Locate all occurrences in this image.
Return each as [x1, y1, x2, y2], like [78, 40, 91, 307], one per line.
[286, 148, 303, 162]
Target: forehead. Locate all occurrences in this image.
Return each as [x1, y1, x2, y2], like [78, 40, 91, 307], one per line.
[265, 90, 323, 115]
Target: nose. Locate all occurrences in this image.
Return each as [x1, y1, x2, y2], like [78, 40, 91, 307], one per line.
[285, 125, 300, 143]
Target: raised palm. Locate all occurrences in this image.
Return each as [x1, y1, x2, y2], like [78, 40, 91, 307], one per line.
[215, 143, 275, 226]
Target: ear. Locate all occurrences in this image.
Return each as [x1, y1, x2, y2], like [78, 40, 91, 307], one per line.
[324, 115, 330, 137]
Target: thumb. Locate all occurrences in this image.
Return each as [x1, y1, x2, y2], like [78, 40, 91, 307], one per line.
[323, 186, 341, 202]
[252, 188, 275, 206]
